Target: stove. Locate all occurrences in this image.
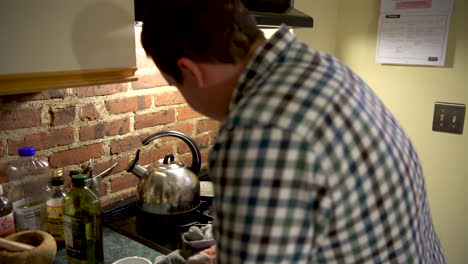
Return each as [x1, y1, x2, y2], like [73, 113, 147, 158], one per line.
[102, 195, 213, 254]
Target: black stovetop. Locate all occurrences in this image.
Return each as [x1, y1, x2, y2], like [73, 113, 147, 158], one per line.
[102, 196, 213, 255]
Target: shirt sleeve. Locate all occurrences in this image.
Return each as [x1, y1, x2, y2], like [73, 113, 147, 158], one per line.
[209, 125, 332, 263]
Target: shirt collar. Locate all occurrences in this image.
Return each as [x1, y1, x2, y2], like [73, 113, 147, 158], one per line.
[229, 25, 296, 110]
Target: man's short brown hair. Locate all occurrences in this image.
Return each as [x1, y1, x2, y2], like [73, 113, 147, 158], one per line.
[141, 0, 263, 83]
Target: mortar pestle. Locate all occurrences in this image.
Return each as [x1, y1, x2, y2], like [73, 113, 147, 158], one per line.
[0, 230, 57, 264]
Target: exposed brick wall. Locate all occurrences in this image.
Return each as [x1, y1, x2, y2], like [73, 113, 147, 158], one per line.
[0, 26, 220, 206]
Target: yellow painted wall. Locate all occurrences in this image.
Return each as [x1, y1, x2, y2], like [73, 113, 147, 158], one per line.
[295, 0, 468, 263]
[335, 1, 468, 262]
[294, 0, 339, 55]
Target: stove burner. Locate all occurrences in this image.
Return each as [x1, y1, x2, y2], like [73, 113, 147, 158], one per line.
[103, 196, 213, 254]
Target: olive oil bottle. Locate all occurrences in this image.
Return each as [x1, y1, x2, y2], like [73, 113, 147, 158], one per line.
[63, 174, 103, 264]
[47, 169, 67, 249]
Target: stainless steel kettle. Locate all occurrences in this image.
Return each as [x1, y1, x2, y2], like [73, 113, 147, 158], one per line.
[127, 130, 202, 214]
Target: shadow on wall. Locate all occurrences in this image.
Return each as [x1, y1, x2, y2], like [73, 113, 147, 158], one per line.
[72, 1, 135, 69]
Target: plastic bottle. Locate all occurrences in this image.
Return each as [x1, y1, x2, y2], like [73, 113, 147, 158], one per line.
[63, 174, 104, 264]
[0, 185, 15, 237]
[47, 169, 67, 249]
[7, 146, 50, 232]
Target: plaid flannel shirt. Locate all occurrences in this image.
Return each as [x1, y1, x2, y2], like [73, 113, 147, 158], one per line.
[209, 26, 445, 263]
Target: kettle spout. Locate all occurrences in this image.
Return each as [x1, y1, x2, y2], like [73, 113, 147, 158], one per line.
[129, 164, 147, 178]
[127, 149, 147, 178]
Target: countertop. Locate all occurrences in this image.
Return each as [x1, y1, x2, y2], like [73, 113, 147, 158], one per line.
[53, 226, 162, 264]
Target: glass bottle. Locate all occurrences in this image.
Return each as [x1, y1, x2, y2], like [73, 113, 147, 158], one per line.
[87, 177, 100, 198]
[7, 146, 50, 231]
[63, 174, 104, 264]
[0, 185, 15, 237]
[68, 170, 81, 181]
[47, 169, 67, 249]
[67, 170, 81, 193]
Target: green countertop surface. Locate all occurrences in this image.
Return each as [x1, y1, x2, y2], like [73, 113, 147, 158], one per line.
[53, 226, 163, 264]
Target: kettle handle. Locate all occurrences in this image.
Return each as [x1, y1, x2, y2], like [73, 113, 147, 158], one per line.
[142, 130, 202, 175]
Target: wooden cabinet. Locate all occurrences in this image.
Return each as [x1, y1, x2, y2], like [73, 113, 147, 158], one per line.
[0, 0, 137, 95]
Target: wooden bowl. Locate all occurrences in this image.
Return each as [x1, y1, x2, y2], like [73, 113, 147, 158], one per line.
[0, 230, 57, 264]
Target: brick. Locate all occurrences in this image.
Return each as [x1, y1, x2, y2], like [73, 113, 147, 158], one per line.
[177, 107, 203, 121]
[154, 91, 186, 106]
[31, 89, 69, 100]
[162, 123, 194, 137]
[81, 104, 100, 121]
[61, 172, 73, 189]
[0, 108, 41, 130]
[49, 144, 104, 168]
[200, 149, 210, 169]
[207, 132, 218, 145]
[177, 134, 210, 154]
[76, 83, 127, 98]
[201, 149, 210, 164]
[0, 138, 3, 158]
[132, 69, 168, 89]
[179, 149, 210, 171]
[101, 189, 136, 207]
[110, 136, 143, 155]
[139, 145, 175, 166]
[152, 123, 195, 143]
[0, 89, 69, 103]
[105, 95, 151, 114]
[79, 118, 130, 141]
[137, 123, 194, 144]
[93, 157, 130, 178]
[40, 88, 71, 100]
[178, 153, 196, 170]
[202, 135, 214, 149]
[110, 173, 139, 193]
[156, 127, 194, 143]
[136, 132, 151, 143]
[99, 181, 107, 196]
[0, 162, 8, 184]
[197, 119, 220, 133]
[135, 110, 175, 130]
[51, 106, 76, 126]
[8, 128, 74, 155]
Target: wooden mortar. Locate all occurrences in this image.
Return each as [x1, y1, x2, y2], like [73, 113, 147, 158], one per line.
[0, 230, 57, 264]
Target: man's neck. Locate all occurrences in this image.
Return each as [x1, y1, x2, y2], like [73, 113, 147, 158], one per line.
[199, 35, 267, 121]
[240, 35, 267, 69]
[219, 35, 267, 119]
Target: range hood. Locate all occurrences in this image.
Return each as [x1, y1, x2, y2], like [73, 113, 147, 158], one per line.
[134, 0, 313, 29]
[248, 8, 313, 28]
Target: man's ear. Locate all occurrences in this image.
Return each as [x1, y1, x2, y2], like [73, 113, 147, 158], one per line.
[177, 57, 205, 88]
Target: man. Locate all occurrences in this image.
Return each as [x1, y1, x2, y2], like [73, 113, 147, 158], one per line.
[141, 0, 446, 263]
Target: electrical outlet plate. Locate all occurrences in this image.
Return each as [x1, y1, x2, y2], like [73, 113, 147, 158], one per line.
[432, 102, 466, 134]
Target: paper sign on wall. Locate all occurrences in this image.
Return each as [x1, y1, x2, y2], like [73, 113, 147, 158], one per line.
[376, 0, 454, 66]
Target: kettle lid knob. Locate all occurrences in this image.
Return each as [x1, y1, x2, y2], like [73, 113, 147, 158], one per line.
[163, 154, 175, 164]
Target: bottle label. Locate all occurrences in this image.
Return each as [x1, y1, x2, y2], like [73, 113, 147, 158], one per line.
[13, 200, 47, 231]
[47, 202, 64, 242]
[63, 214, 87, 260]
[0, 212, 15, 237]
